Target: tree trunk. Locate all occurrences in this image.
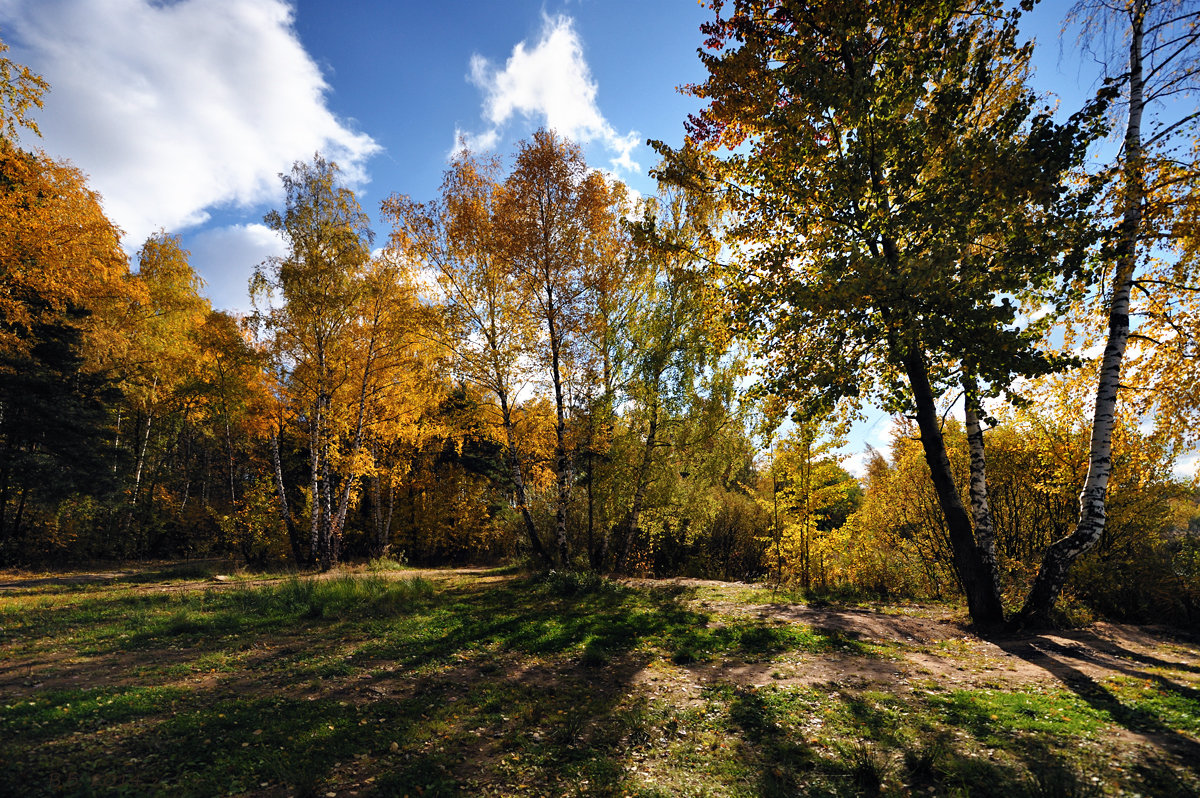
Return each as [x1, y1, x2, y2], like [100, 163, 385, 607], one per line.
[370, 471, 395, 559]
[899, 343, 1005, 626]
[308, 405, 323, 568]
[321, 454, 339, 569]
[113, 409, 122, 475]
[499, 390, 552, 565]
[547, 303, 572, 569]
[0, 452, 11, 544]
[224, 416, 237, 506]
[131, 405, 154, 506]
[1016, 2, 1146, 627]
[11, 484, 27, 542]
[616, 397, 659, 574]
[586, 448, 597, 569]
[964, 374, 1002, 600]
[270, 431, 306, 565]
[333, 321, 380, 555]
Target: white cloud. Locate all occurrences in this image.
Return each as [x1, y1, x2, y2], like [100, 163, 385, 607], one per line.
[452, 125, 499, 156]
[1028, 304, 1053, 323]
[869, 414, 898, 449]
[0, 0, 380, 246]
[843, 450, 871, 479]
[839, 411, 897, 479]
[461, 14, 641, 173]
[1173, 453, 1199, 482]
[186, 223, 286, 314]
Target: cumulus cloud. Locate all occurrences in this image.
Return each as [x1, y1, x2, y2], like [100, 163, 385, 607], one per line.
[186, 223, 286, 314]
[840, 413, 897, 478]
[1175, 454, 1199, 481]
[460, 14, 640, 173]
[0, 0, 379, 245]
[842, 450, 872, 479]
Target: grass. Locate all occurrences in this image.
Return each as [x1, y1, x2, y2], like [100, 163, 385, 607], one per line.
[0, 566, 1197, 796]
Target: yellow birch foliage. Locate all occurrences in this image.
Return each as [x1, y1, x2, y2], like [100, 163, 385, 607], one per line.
[760, 425, 859, 589]
[1121, 147, 1200, 458]
[0, 36, 48, 142]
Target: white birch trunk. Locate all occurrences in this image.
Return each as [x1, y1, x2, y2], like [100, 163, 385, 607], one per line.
[964, 382, 1001, 599]
[1017, 0, 1146, 625]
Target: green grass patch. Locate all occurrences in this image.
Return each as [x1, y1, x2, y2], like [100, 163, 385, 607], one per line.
[1, 569, 1198, 797]
[364, 554, 410, 572]
[927, 686, 1109, 743]
[1102, 675, 1200, 734]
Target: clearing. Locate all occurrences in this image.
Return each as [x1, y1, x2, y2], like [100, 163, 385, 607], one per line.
[1, 563, 1197, 797]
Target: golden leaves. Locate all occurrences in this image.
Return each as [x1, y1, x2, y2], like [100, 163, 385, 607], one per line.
[0, 37, 49, 142]
[0, 146, 134, 366]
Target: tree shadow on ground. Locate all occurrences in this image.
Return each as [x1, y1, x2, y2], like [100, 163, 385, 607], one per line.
[0, 574, 716, 796]
[7, 571, 1200, 797]
[716, 682, 1109, 798]
[1053, 625, 1200, 674]
[994, 635, 1200, 790]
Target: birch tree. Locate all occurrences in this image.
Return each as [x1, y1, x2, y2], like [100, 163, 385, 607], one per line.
[1017, 0, 1200, 625]
[498, 129, 624, 568]
[382, 148, 552, 564]
[253, 155, 374, 570]
[610, 187, 723, 573]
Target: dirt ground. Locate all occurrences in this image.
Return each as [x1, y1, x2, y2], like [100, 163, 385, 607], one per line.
[3, 566, 1197, 698]
[2, 565, 1199, 795]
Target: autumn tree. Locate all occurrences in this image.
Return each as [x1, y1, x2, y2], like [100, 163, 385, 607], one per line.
[351, 253, 444, 559]
[604, 186, 726, 572]
[0, 34, 48, 144]
[636, 354, 766, 579]
[762, 423, 860, 590]
[0, 142, 133, 559]
[118, 234, 210, 521]
[661, 0, 1104, 625]
[382, 148, 553, 564]
[191, 310, 276, 564]
[254, 155, 381, 570]
[839, 398, 1193, 621]
[498, 129, 627, 568]
[575, 170, 637, 569]
[1017, 0, 1200, 625]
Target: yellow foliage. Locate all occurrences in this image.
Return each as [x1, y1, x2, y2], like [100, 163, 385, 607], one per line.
[0, 145, 135, 367]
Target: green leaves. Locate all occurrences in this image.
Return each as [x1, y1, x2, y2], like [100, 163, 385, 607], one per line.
[667, 0, 1104, 421]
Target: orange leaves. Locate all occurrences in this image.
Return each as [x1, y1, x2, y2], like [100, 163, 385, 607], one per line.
[0, 145, 133, 364]
[0, 37, 48, 142]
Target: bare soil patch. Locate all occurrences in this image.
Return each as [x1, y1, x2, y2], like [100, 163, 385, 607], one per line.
[3, 566, 1198, 797]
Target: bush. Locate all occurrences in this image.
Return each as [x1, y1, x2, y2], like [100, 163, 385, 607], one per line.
[366, 553, 408, 572]
[246, 574, 435, 620]
[537, 569, 622, 598]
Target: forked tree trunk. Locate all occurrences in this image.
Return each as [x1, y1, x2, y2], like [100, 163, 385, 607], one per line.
[900, 344, 1005, 626]
[1016, 2, 1146, 627]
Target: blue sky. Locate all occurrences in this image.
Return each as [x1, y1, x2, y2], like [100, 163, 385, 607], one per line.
[0, 0, 1093, 310]
[0, 0, 715, 312]
[0, 0, 1121, 472]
